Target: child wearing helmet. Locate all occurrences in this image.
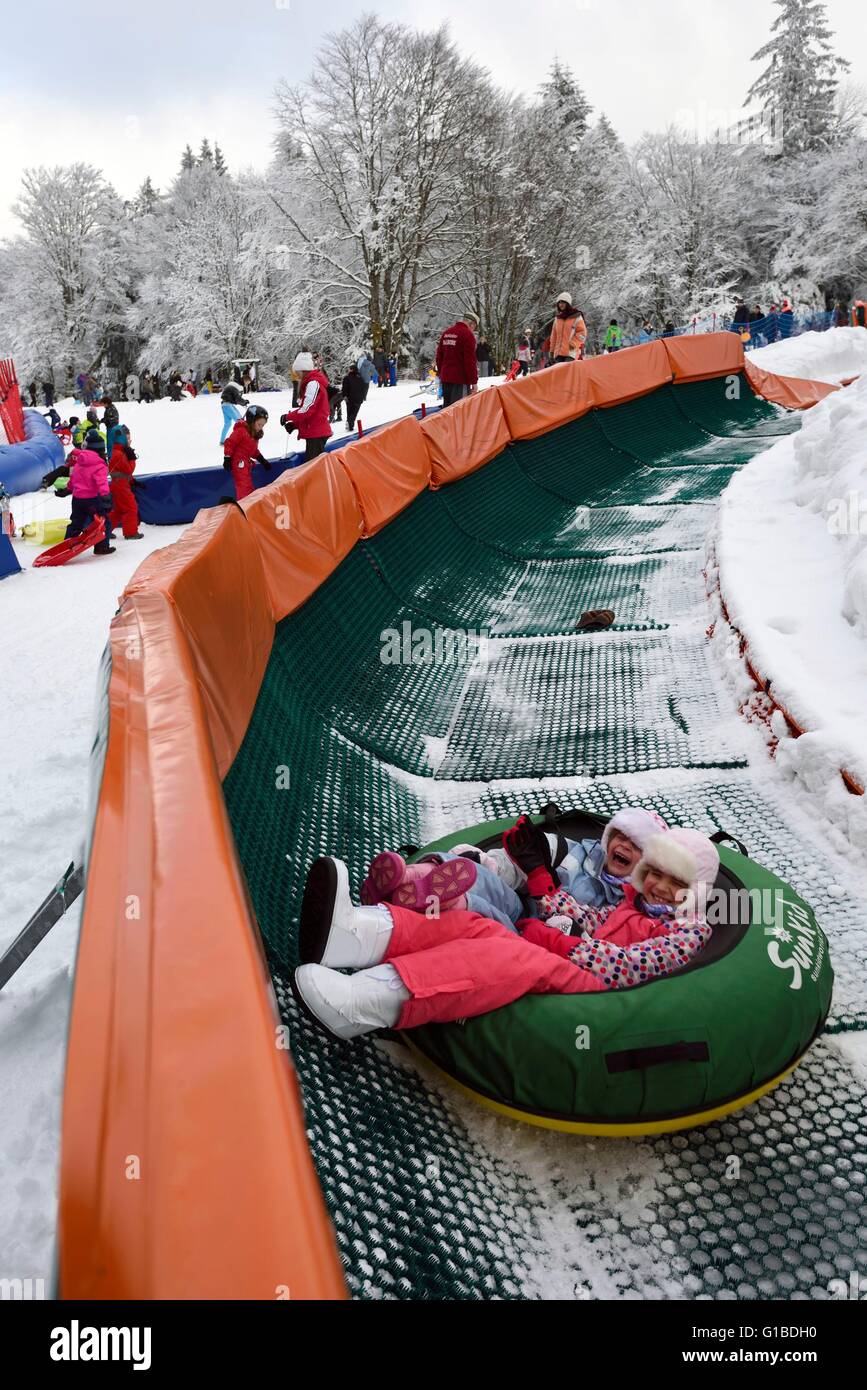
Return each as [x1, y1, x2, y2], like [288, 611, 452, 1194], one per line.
[222, 406, 272, 500]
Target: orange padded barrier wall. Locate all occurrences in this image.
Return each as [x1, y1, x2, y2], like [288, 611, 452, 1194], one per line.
[241, 450, 364, 622]
[663, 331, 745, 383]
[337, 414, 431, 534]
[123, 505, 273, 779]
[420, 385, 512, 485]
[744, 359, 839, 410]
[60, 590, 346, 1299]
[61, 332, 834, 1301]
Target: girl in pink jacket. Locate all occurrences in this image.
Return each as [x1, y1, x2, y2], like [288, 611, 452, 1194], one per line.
[293, 828, 719, 1039]
[64, 431, 115, 554]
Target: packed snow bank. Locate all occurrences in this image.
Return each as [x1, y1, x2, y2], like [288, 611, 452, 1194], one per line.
[51, 376, 502, 478]
[747, 327, 867, 385]
[715, 373, 867, 844]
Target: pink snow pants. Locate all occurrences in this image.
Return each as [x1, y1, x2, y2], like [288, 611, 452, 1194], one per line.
[383, 906, 604, 1030]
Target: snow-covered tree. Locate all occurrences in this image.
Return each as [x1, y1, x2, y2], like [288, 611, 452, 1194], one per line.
[180, 145, 195, 172]
[621, 134, 745, 324]
[130, 163, 303, 376]
[134, 177, 160, 215]
[199, 139, 213, 166]
[0, 165, 130, 388]
[540, 60, 593, 137]
[746, 0, 850, 156]
[214, 144, 228, 176]
[272, 16, 481, 355]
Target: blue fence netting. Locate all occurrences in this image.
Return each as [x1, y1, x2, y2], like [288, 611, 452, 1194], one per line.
[616, 308, 839, 351]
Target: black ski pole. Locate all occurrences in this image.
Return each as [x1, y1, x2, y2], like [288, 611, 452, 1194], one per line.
[0, 863, 84, 992]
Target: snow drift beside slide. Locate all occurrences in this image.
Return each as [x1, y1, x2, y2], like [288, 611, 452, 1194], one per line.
[747, 326, 867, 384]
[716, 373, 867, 846]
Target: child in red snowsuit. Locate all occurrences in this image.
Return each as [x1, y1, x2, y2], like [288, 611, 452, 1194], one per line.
[293, 829, 719, 1039]
[223, 406, 270, 500]
[108, 439, 143, 539]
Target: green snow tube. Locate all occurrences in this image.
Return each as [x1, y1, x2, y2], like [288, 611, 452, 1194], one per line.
[406, 809, 833, 1135]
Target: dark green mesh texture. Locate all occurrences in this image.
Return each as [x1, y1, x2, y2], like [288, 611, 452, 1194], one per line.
[222, 374, 866, 1301]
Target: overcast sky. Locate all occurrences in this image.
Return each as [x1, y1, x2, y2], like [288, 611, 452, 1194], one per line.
[0, 0, 861, 236]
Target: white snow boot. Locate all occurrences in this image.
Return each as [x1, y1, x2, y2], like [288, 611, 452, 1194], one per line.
[298, 856, 393, 969]
[294, 963, 410, 1040]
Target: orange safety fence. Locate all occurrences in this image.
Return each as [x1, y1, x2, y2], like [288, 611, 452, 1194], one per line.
[60, 590, 345, 1299]
[241, 450, 363, 622]
[743, 359, 839, 410]
[663, 331, 745, 383]
[60, 331, 837, 1299]
[338, 413, 431, 534]
[421, 382, 512, 484]
[123, 504, 273, 779]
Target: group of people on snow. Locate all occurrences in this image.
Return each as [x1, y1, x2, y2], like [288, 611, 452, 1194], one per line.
[293, 807, 722, 1040]
[40, 394, 144, 555]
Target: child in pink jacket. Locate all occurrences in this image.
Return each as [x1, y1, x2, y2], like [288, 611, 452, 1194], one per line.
[65, 430, 115, 554]
[293, 828, 719, 1039]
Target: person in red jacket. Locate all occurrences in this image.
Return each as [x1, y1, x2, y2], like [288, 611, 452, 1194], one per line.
[280, 352, 332, 461]
[435, 312, 479, 407]
[223, 406, 271, 500]
[108, 436, 144, 539]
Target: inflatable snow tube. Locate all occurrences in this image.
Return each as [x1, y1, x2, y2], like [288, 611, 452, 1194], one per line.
[406, 809, 833, 1136]
[0, 409, 65, 496]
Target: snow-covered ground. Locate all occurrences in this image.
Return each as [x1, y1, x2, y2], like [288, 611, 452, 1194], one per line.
[2, 335, 866, 1291]
[747, 325, 867, 384]
[715, 354, 867, 846]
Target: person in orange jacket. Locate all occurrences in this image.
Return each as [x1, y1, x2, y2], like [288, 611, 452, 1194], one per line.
[108, 433, 144, 539]
[548, 292, 587, 362]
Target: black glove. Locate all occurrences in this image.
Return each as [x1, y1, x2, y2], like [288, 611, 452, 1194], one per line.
[257, 454, 271, 470]
[95, 494, 113, 515]
[280, 412, 293, 430]
[223, 457, 232, 472]
[131, 479, 147, 492]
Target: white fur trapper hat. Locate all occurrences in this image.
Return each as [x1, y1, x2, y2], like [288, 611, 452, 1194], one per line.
[602, 806, 668, 853]
[293, 351, 315, 373]
[554, 290, 573, 306]
[632, 828, 720, 893]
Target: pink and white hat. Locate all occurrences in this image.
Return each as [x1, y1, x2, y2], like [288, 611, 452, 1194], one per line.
[602, 806, 668, 853]
[632, 827, 720, 893]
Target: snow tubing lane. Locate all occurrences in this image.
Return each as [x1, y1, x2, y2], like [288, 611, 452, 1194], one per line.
[405, 810, 833, 1135]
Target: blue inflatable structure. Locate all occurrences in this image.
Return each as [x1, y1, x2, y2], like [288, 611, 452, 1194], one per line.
[0, 409, 65, 496]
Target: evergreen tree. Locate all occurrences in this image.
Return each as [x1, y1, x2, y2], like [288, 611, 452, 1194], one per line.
[199, 138, 214, 165]
[746, 0, 849, 156]
[539, 59, 593, 138]
[214, 143, 228, 175]
[134, 176, 159, 214]
[595, 113, 622, 149]
[180, 144, 196, 172]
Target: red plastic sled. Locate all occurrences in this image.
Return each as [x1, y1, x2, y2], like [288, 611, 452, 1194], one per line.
[504, 359, 521, 383]
[32, 518, 106, 568]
